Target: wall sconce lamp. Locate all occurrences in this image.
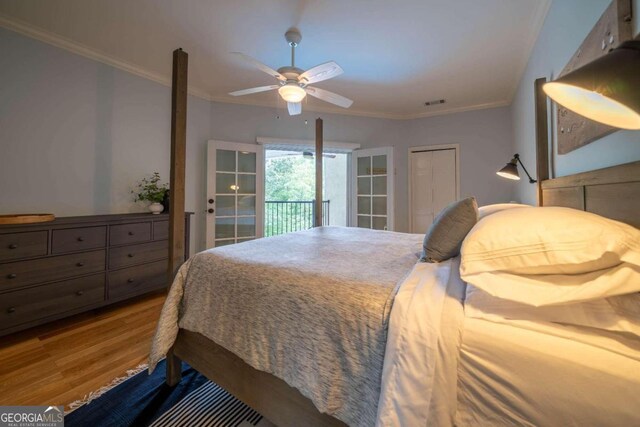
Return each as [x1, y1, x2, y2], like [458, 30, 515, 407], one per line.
[497, 154, 537, 183]
[543, 40, 640, 130]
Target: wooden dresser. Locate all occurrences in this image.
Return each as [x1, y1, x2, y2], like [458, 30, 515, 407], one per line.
[0, 212, 193, 336]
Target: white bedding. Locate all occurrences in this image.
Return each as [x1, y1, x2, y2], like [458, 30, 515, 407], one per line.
[376, 257, 466, 426]
[456, 318, 640, 426]
[376, 257, 640, 426]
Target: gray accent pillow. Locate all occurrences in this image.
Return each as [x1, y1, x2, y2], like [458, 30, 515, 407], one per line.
[421, 197, 479, 263]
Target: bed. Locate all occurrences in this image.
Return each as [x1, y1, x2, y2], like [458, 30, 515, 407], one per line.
[148, 159, 640, 427]
[156, 52, 640, 427]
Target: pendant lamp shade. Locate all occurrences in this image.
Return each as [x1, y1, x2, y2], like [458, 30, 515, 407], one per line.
[543, 41, 640, 130]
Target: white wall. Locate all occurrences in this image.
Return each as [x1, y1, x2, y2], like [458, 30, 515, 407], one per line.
[1, 25, 513, 252]
[0, 26, 210, 256]
[511, 0, 640, 205]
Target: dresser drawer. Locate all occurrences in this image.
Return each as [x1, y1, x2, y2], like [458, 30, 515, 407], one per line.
[153, 221, 169, 240]
[109, 260, 167, 300]
[110, 222, 151, 246]
[109, 240, 168, 269]
[0, 249, 105, 290]
[0, 231, 48, 262]
[0, 273, 105, 331]
[52, 226, 106, 254]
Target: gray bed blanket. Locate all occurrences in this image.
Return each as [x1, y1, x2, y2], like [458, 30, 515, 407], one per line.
[149, 226, 423, 427]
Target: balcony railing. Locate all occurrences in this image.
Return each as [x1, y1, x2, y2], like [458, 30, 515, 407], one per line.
[265, 200, 330, 237]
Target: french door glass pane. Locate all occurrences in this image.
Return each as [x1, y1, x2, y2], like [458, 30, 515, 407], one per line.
[237, 174, 256, 194]
[237, 217, 256, 237]
[372, 197, 387, 215]
[357, 157, 371, 175]
[358, 196, 371, 215]
[217, 150, 236, 172]
[216, 195, 236, 217]
[238, 195, 256, 216]
[372, 217, 387, 230]
[357, 215, 371, 228]
[215, 217, 235, 239]
[214, 147, 258, 247]
[216, 173, 236, 194]
[372, 155, 387, 174]
[238, 152, 256, 173]
[358, 177, 371, 195]
[372, 176, 386, 195]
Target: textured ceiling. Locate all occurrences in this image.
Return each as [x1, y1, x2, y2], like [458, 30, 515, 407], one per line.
[0, 0, 550, 119]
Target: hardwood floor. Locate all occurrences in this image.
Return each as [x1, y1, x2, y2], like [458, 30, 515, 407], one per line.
[0, 291, 166, 409]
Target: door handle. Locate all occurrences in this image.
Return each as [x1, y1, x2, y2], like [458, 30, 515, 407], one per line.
[208, 199, 215, 204]
[208, 208, 214, 214]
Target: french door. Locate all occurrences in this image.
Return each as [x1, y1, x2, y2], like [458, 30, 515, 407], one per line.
[206, 141, 264, 248]
[351, 147, 394, 231]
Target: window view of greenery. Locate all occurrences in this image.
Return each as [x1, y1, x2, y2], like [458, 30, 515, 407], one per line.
[265, 152, 328, 237]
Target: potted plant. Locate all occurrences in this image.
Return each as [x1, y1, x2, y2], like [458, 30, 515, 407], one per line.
[132, 172, 169, 214]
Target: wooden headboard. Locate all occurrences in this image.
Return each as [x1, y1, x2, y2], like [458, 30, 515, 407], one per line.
[540, 160, 640, 229]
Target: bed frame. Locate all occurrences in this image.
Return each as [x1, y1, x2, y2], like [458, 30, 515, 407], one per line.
[164, 56, 640, 426]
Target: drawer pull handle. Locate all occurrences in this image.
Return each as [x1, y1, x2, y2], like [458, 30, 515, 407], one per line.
[7, 307, 16, 314]
[7, 273, 17, 279]
[77, 236, 85, 242]
[127, 278, 135, 283]
[75, 291, 84, 296]
[8, 244, 18, 249]
[127, 253, 135, 258]
[76, 262, 85, 267]
[128, 231, 135, 236]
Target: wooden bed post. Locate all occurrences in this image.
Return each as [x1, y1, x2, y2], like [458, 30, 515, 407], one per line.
[167, 47, 188, 387]
[534, 77, 549, 206]
[315, 118, 323, 227]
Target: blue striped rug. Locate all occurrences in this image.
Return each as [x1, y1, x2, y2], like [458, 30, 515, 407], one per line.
[150, 381, 262, 427]
[65, 359, 264, 427]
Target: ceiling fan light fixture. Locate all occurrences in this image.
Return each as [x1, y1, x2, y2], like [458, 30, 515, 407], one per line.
[278, 83, 307, 103]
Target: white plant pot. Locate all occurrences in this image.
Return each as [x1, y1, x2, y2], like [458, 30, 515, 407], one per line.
[149, 202, 164, 215]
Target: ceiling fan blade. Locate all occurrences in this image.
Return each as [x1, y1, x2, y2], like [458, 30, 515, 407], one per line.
[229, 85, 279, 97]
[298, 61, 344, 85]
[305, 87, 353, 108]
[231, 52, 286, 81]
[287, 102, 302, 116]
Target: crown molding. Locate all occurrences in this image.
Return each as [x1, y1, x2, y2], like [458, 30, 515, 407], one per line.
[505, 0, 552, 103]
[0, 13, 212, 101]
[0, 13, 516, 121]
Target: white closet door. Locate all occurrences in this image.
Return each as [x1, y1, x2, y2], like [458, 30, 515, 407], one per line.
[431, 149, 457, 215]
[410, 151, 434, 234]
[410, 148, 458, 234]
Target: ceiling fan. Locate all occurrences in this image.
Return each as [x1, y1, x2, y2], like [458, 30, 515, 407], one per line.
[229, 28, 353, 116]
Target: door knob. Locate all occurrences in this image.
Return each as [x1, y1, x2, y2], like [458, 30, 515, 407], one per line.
[208, 208, 214, 214]
[208, 199, 215, 204]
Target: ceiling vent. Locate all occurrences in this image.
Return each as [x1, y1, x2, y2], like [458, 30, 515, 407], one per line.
[424, 99, 446, 106]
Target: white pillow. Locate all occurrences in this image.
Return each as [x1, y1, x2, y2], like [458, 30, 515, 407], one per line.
[461, 207, 640, 276]
[461, 207, 640, 306]
[465, 284, 640, 338]
[463, 264, 640, 306]
[478, 203, 530, 220]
